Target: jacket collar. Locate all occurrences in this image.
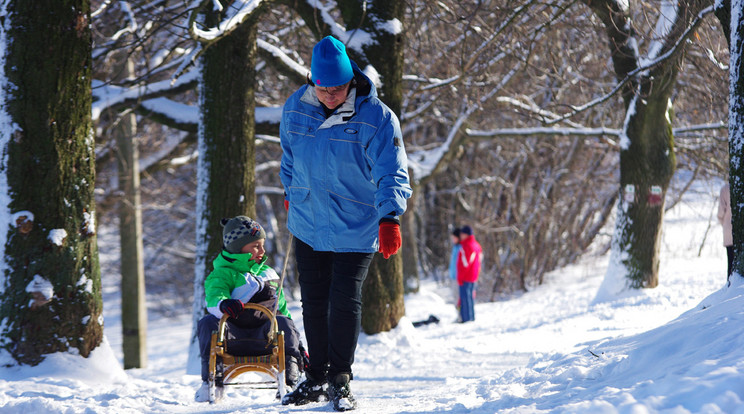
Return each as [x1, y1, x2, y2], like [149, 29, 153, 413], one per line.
[214, 250, 268, 274]
[321, 87, 357, 129]
[299, 86, 358, 129]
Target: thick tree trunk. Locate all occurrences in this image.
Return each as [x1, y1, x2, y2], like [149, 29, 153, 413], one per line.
[188, 15, 260, 372]
[339, 0, 409, 334]
[714, 0, 731, 48]
[0, 0, 102, 365]
[723, 0, 744, 279]
[361, 250, 405, 334]
[587, 0, 705, 292]
[614, 84, 677, 288]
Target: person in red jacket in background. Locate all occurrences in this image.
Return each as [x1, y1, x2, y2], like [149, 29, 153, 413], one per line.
[456, 225, 482, 323]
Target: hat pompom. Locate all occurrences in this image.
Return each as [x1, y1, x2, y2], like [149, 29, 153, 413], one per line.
[311, 36, 353, 87]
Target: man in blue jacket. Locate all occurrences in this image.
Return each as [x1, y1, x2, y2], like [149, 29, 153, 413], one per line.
[279, 35, 412, 411]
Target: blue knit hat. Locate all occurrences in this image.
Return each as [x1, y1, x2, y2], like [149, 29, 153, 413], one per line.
[311, 36, 353, 88]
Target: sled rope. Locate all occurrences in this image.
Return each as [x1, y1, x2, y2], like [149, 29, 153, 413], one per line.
[272, 233, 293, 316]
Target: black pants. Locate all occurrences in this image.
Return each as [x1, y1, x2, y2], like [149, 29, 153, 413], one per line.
[727, 245, 734, 280]
[294, 238, 374, 381]
[197, 313, 301, 382]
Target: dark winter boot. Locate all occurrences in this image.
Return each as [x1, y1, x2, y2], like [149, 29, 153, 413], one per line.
[328, 372, 356, 411]
[286, 356, 301, 388]
[281, 371, 328, 406]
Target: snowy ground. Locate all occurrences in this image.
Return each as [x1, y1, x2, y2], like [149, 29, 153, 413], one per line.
[1, 181, 743, 413]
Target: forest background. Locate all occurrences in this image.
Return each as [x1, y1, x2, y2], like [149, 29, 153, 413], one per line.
[0, 0, 738, 369]
[90, 0, 728, 307]
[92, 0, 729, 329]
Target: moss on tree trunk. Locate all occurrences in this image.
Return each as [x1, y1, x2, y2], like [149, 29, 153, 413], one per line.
[616, 75, 677, 288]
[0, 0, 102, 365]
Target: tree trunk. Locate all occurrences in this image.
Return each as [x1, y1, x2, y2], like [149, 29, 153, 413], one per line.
[721, 0, 744, 279]
[187, 14, 260, 372]
[339, 0, 409, 334]
[114, 52, 148, 369]
[614, 81, 676, 288]
[0, 0, 102, 365]
[361, 251, 405, 334]
[587, 0, 705, 291]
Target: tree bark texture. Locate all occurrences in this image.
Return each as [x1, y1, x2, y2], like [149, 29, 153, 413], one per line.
[195, 15, 259, 295]
[0, 0, 102, 365]
[616, 87, 676, 288]
[586, 0, 706, 288]
[189, 10, 261, 370]
[361, 251, 405, 334]
[339, 0, 409, 333]
[724, 0, 744, 278]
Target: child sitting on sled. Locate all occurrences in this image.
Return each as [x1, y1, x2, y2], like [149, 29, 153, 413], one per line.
[195, 216, 304, 402]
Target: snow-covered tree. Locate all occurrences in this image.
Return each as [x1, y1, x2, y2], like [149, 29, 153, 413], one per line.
[396, 0, 726, 299]
[715, 0, 744, 279]
[86, 1, 729, 318]
[589, 0, 715, 296]
[0, 0, 102, 365]
[186, 0, 269, 372]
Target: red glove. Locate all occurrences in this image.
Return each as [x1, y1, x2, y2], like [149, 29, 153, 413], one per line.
[219, 299, 244, 318]
[378, 222, 401, 259]
[284, 200, 289, 211]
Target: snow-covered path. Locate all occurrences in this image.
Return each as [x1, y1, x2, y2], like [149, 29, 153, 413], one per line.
[2, 181, 742, 413]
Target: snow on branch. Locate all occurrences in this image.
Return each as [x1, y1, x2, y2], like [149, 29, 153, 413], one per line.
[496, 96, 584, 129]
[642, 0, 678, 65]
[92, 69, 199, 120]
[407, 109, 469, 182]
[303, 0, 363, 49]
[465, 126, 621, 139]
[189, 0, 264, 42]
[257, 39, 308, 82]
[139, 98, 198, 130]
[174, 0, 266, 81]
[110, 1, 138, 41]
[673, 122, 727, 134]
[139, 130, 192, 172]
[546, 6, 715, 125]
[460, 122, 726, 150]
[407, 65, 519, 181]
[91, 0, 113, 18]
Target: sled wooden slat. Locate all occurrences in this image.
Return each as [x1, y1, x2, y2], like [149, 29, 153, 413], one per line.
[208, 302, 287, 403]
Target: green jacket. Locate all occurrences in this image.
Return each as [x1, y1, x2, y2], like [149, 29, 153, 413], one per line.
[204, 250, 291, 319]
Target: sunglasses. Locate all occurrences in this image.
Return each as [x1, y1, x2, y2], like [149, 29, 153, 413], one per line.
[316, 83, 349, 95]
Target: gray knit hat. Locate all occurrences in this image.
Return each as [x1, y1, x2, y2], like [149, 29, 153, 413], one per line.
[220, 216, 266, 254]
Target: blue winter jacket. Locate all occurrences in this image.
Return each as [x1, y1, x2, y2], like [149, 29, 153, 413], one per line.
[279, 64, 412, 253]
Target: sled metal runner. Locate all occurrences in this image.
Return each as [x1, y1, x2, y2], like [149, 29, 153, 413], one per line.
[207, 302, 287, 403]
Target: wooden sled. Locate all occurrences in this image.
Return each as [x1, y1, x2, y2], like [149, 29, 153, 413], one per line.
[207, 302, 287, 403]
